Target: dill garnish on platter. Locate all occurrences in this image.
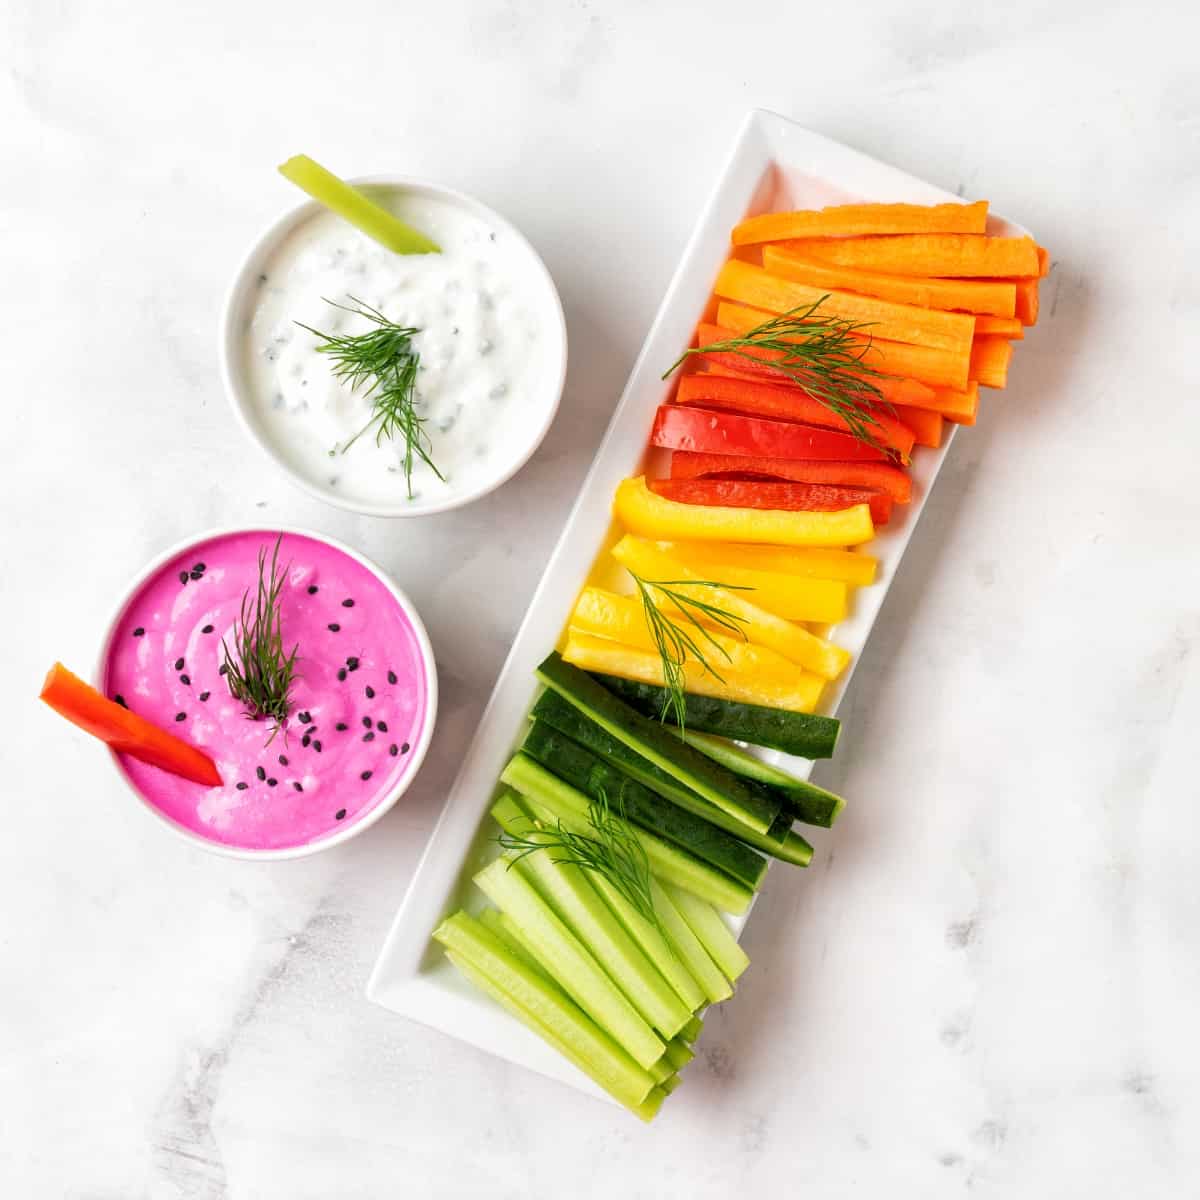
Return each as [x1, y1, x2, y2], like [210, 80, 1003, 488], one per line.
[499, 790, 659, 926]
[296, 297, 444, 498]
[662, 297, 891, 450]
[221, 534, 299, 743]
[630, 572, 752, 731]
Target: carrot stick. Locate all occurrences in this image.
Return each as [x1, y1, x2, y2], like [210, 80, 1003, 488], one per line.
[648, 477, 894, 526]
[711, 305, 971, 391]
[969, 337, 1012, 388]
[1036, 246, 1051, 277]
[763, 244, 1017, 317]
[674, 374, 915, 457]
[731, 200, 988, 246]
[887, 404, 943, 448]
[714, 260, 976, 353]
[1013, 277, 1040, 325]
[40, 662, 223, 786]
[669, 450, 913, 503]
[973, 315, 1024, 339]
[925, 382, 979, 424]
[797, 234, 1041, 279]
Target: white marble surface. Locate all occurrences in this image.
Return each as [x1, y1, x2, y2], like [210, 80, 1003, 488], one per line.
[4, 1, 1199, 1195]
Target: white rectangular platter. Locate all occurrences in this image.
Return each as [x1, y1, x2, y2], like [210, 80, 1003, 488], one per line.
[368, 109, 1024, 1104]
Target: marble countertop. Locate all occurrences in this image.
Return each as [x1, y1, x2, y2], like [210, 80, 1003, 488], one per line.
[5, 2, 1198, 1196]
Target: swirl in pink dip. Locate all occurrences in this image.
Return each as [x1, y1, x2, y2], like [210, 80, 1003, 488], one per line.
[102, 531, 433, 850]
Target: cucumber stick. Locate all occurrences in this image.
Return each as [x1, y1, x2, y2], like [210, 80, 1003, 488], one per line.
[521, 721, 768, 891]
[593, 673, 841, 760]
[680, 730, 845, 829]
[434, 913, 655, 1111]
[665, 883, 750, 983]
[491, 795, 691, 1039]
[536, 653, 780, 835]
[501, 752, 753, 916]
[650, 878, 731, 1005]
[531, 692, 814, 866]
[473, 858, 665, 1069]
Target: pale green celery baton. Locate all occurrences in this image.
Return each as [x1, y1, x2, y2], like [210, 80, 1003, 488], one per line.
[277, 154, 440, 255]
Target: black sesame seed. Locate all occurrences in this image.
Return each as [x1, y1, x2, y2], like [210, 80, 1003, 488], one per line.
[114, 694, 128, 708]
[313, 740, 322, 753]
[362, 716, 372, 728]
[189, 569, 203, 581]
[346, 656, 360, 671]
[335, 722, 348, 732]
[179, 571, 189, 585]
[337, 668, 347, 682]
[387, 670, 398, 685]
[236, 781, 249, 791]
[298, 711, 312, 724]
[327, 623, 341, 633]
[202, 624, 214, 634]
[132, 627, 145, 638]
[278, 754, 289, 766]
[335, 808, 346, 821]
[376, 720, 388, 733]
[193, 562, 206, 573]
[307, 585, 318, 595]
[293, 781, 303, 792]
[256, 766, 266, 781]
[219, 664, 228, 676]
[302, 733, 311, 748]
[180, 674, 190, 686]
[174, 657, 185, 671]
[267, 777, 277, 787]
[365, 685, 375, 699]
[342, 598, 355, 608]
[389, 744, 399, 756]
[362, 732, 375, 743]
[199, 691, 210, 702]
[401, 742, 410, 754]
[174, 712, 186, 722]
[361, 770, 373, 781]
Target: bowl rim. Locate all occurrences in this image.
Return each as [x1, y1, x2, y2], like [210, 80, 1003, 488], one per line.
[93, 524, 439, 861]
[218, 174, 568, 518]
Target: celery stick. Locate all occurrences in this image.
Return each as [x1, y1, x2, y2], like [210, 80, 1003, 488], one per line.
[502, 753, 753, 915]
[647, 1056, 674, 1086]
[435, 914, 654, 1110]
[664, 883, 751, 983]
[650, 879, 731, 1004]
[518, 793, 707, 1013]
[663, 1038, 694, 1072]
[661, 1074, 682, 1096]
[491, 798, 691, 1039]
[633, 1085, 668, 1123]
[477, 908, 549, 980]
[680, 1014, 704, 1043]
[277, 154, 440, 255]
[474, 858, 665, 1070]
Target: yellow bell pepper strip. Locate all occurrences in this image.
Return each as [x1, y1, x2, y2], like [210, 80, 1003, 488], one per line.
[614, 476, 874, 548]
[571, 587, 831, 683]
[563, 632, 825, 714]
[660, 540, 877, 588]
[610, 536, 851, 681]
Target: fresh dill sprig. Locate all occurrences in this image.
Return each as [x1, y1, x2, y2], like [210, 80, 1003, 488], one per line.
[498, 790, 659, 927]
[630, 572, 752, 730]
[662, 297, 892, 451]
[296, 296, 445, 499]
[221, 534, 299, 744]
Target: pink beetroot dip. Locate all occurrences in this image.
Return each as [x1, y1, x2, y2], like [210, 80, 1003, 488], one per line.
[102, 530, 433, 850]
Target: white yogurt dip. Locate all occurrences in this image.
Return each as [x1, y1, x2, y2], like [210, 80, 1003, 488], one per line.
[241, 186, 559, 510]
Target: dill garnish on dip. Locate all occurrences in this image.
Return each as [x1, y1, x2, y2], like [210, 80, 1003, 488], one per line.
[243, 173, 551, 509]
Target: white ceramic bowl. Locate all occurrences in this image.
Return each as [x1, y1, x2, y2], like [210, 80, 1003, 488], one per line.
[95, 526, 438, 860]
[219, 175, 568, 518]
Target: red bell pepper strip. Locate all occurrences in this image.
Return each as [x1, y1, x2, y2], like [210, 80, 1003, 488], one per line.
[669, 450, 912, 504]
[650, 405, 889, 464]
[675, 374, 915, 458]
[39, 662, 223, 787]
[648, 477, 893, 525]
[692, 323, 940, 410]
